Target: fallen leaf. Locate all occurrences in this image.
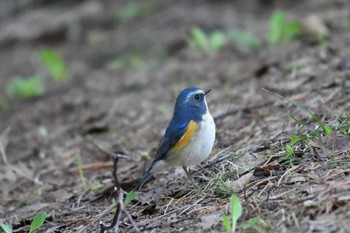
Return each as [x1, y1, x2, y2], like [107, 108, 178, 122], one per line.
[226, 173, 253, 191]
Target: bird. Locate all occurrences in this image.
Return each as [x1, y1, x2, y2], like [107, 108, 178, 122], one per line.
[134, 87, 216, 191]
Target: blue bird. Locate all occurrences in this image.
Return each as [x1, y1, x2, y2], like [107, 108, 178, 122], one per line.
[135, 87, 216, 191]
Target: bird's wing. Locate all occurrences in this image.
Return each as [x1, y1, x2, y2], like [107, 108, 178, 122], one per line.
[154, 120, 197, 162]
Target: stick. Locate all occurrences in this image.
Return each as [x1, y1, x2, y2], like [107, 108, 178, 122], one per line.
[99, 153, 140, 233]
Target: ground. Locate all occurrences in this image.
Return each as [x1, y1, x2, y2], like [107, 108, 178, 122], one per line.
[1, 0, 350, 232]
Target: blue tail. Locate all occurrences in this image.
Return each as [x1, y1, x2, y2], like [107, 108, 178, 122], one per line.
[134, 168, 153, 191]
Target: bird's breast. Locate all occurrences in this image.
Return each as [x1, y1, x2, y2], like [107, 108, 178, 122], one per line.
[169, 112, 216, 166]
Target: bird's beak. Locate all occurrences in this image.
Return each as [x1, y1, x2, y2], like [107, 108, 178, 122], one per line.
[204, 89, 212, 96]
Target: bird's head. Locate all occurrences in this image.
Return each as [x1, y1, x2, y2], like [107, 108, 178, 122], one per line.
[174, 87, 212, 120]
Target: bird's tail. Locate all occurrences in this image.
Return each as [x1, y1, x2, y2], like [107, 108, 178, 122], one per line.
[134, 167, 153, 192]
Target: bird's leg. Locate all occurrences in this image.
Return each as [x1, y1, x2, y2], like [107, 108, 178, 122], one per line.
[182, 165, 199, 190]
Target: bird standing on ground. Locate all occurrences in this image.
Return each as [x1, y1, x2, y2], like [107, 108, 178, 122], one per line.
[135, 87, 216, 191]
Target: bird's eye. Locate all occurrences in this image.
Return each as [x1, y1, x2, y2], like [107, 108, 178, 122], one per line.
[195, 94, 200, 100]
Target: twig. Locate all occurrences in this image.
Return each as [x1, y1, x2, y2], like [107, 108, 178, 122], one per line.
[213, 100, 275, 122]
[99, 153, 140, 233]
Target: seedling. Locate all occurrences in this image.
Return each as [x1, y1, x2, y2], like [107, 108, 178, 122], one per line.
[76, 154, 88, 190]
[0, 223, 12, 233]
[242, 217, 269, 233]
[223, 194, 242, 233]
[29, 211, 47, 233]
[268, 10, 303, 45]
[189, 27, 226, 55]
[107, 53, 144, 71]
[124, 191, 137, 204]
[6, 76, 44, 99]
[228, 30, 261, 52]
[38, 48, 69, 81]
[116, 2, 158, 24]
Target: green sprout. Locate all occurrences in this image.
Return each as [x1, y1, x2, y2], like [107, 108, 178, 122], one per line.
[223, 194, 242, 233]
[228, 30, 261, 52]
[6, 75, 44, 99]
[124, 191, 138, 204]
[116, 2, 158, 24]
[242, 217, 269, 233]
[268, 10, 303, 45]
[189, 27, 226, 55]
[0, 223, 12, 233]
[29, 211, 47, 233]
[38, 48, 69, 81]
[76, 154, 88, 190]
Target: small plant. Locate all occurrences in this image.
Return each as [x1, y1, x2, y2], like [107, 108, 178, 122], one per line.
[76, 154, 88, 190]
[29, 211, 47, 233]
[116, 2, 158, 24]
[38, 48, 69, 81]
[0, 223, 12, 233]
[228, 30, 261, 52]
[242, 217, 269, 233]
[6, 76, 44, 99]
[74, 154, 103, 191]
[189, 27, 226, 55]
[268, 10, 303, 45]
[107, 53, 144, 71]
[223, 194, 242, 233]
[124, 191, 137, 204]
[283, 134, 302, 166]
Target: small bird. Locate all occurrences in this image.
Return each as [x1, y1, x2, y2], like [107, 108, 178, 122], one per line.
[135, 87, 216, 191]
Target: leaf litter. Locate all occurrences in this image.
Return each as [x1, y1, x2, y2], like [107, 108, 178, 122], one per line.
[0, 0, 350, 232]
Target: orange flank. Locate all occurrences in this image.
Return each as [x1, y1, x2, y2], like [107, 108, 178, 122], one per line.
[172, 120, 198, 151]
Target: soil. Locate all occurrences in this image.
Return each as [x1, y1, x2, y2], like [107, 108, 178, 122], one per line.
[1, 0, 350, 232]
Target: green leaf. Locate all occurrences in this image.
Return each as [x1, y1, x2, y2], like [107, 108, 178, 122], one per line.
[268, 10, 302, 45]
[124, 191, 137, 204]
[222, 215, 231, 233]
[0, 223, 12, 233]
[290, 135, 301, 146]
[76, 154, 88, 190]
[269, 10, 285, 44]
[242, 217, 268, 233]
[38, 48, 69, 81]
[323, 125, 333, 136]
[107, 58, 125, 70]
[230, 194, 242, 232]
[210, 31, 226, 52]
[29, 211, 47, 233]
[189, 27, 211, 54]
[116, 2, 158, 24]
[228, 30, 260, 52]
[129, 55, 143, 68]
[6, 76, 44, 99]
[285, 145, 294, 156]
[284, 20, 303, 40]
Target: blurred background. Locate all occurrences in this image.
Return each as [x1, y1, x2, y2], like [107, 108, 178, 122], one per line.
[1, 0, 350, 232]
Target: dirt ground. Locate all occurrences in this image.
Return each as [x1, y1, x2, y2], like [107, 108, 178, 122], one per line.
[1, 0, 350, 232]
